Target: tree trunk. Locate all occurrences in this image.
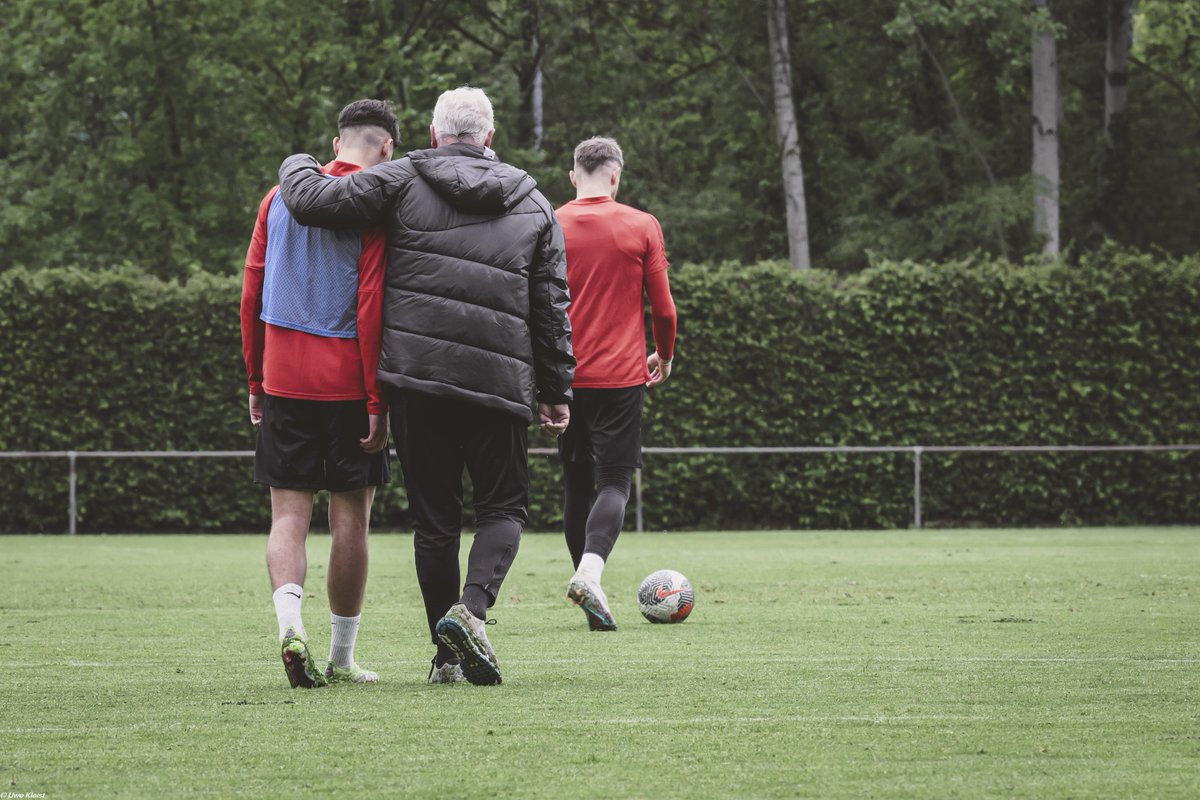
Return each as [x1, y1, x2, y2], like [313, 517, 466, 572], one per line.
[531, 34, 544, 152]
[766, 0, 811, 270]
[1031, 0, 1060, 258]
[1104, 0, 1134, 140]
[1094, 0, 1134, 237]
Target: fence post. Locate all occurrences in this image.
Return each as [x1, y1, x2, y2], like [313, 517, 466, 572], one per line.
[68, 451, 78, 535]
[912, 446, 923, 529]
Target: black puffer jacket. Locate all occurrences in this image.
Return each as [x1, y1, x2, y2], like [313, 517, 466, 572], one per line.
[278, 144, 574, 422]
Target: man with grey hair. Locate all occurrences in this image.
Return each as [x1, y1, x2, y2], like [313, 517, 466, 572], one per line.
[556, 136, 677, 631]
[277, 87, 574, 686]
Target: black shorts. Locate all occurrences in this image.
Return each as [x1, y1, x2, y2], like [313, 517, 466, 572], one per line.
[558, 386, 644, 468]
[254, 395, 391, 492]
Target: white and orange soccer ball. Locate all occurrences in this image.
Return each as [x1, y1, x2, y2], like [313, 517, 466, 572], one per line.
[637, 569, 695, 623]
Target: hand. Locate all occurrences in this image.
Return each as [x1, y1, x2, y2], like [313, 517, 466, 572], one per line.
[248, 394, 264, 427]
[359, 413, 389, 453]
[538, 403, 570, 437]
[647, 352, 673, 387]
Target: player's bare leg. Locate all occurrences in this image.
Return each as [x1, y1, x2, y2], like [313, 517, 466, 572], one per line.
[327, 487, 372, 616]
[267, 488, 315, 621]
[324, 487, 378, 684]
[266, 488, 326, 687]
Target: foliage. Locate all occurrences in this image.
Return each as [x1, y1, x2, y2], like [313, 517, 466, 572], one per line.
[0, 266, 259, 531]
[640, 250, 1200, 528]
[2, 1, 1198, 279]
[1111, 0, 1200, 254]
[0, 0, 470, 279]
[2, 253, 1197, 532]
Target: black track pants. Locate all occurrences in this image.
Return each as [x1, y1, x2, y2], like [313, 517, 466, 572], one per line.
[389, 388, 528, 644]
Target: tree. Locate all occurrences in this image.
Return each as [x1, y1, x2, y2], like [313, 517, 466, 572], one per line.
[766, 0, 811, 270]
[2, 0, 1198, 277]
[1104, 0, 1135, 139]
[879, 0, 1032, 265]
[445, 0, 565, 153]
[1091, 0, 1134, 238]
[1031, 0, 1060, 257]
[0, 0, 463, 279]
[899, 6, 1012, 259]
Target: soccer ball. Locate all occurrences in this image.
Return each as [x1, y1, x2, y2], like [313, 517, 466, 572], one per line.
[637, 569, 694, 623]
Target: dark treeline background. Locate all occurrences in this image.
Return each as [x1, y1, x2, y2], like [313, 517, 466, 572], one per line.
[2, 0, 1198, 278]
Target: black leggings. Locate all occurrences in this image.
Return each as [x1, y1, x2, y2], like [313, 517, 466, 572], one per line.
[563, 461, 633, 568]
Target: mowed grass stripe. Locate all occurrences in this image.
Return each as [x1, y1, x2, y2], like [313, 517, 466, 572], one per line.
[1, 529, 1198, 799]
[12, 655, 1200, 668]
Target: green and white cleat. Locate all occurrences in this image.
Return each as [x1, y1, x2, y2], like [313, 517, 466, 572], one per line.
[324, 661, 379, 685]
[435, 603, 501, 686]
[281, 629, 328, 689]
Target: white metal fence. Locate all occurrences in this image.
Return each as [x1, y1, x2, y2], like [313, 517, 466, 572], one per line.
[3, 444, 1198, 534]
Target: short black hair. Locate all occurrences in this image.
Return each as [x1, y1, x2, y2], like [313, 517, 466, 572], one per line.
[338, 99, 399, 145]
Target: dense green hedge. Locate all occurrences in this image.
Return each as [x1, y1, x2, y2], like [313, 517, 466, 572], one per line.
[641, 251, 1200, 528]
[2, 252, 1198, 533]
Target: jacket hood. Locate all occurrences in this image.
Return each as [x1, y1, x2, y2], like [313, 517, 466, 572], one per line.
[408, 144, 538, 215]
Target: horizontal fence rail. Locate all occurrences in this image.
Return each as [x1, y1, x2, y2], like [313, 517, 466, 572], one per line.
[3, 445, 1199, 534]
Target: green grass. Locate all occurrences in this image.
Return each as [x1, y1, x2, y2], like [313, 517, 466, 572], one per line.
[2, 529, 1198, 798]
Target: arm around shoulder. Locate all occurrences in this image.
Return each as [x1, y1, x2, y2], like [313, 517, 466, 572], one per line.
[278, 155, 411, 229]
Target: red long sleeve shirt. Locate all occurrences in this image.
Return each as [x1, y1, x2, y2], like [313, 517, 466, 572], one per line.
[556, 196, 677, 388]
[240, 160, 387, 413]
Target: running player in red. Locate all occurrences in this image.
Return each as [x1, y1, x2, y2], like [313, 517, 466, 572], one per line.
[555, 137, 677, 631]
[240, 99, 395, 687]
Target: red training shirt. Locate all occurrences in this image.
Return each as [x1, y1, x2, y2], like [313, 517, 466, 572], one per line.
[240, 160, 387, 413]
[556, 196, 677, 388]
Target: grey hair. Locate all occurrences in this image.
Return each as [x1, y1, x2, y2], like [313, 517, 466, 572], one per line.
[431, 86, 495, 144]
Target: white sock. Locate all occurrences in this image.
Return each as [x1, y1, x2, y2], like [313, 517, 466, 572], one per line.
[273, 583, 305, 640]
[575, 552, 606, 584]
[329, 613, 361, 668]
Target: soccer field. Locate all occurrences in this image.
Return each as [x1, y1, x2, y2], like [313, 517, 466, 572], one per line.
[2, 529, 1198, 799]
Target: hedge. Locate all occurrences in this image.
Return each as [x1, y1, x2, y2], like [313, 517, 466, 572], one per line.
[2, 251, 1197, 533]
